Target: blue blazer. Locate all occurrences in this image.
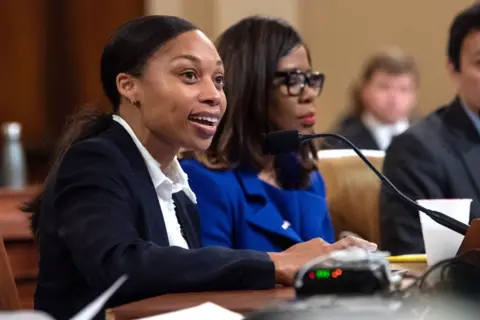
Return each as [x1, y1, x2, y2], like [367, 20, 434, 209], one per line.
[181, 159, 334, 252]
[34, 120, 275, 320]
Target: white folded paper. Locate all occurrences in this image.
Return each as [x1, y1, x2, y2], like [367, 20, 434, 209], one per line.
[0, 274, 128, 320]
[136, 302, 244, 320]
[0, 311, 54, 320]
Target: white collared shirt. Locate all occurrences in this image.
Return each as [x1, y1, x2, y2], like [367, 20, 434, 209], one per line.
[361, 112, 409, 150]
[112, 114, 196, 249]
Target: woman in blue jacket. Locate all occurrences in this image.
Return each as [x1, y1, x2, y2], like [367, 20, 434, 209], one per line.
[182, 16, 335, 252]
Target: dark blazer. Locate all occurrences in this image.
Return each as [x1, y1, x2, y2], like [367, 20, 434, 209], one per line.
[322, 115, 380, 150]
[181, 159, 334, 252]
[35, 120, 275, 320]
[380, 98, 480, 255]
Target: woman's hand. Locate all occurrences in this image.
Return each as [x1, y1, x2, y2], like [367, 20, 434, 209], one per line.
[267, 237, 377, 286]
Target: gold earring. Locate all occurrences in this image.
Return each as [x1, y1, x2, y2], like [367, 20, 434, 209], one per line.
[129, 98, 138, 105]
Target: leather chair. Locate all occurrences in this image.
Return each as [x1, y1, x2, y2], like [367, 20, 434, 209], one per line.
[0, 235, 21, 310]
[0, 186, 39, 309]
[317, 150, 385, 244]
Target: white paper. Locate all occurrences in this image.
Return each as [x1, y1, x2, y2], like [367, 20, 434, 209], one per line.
[418, 199, 471, 266]
[0, 311, 54, 320]
[0, 275, 128, 320]
[136, 302, 244, 320]
[70, 274, 128, 320]
[0, 277, 242, 320]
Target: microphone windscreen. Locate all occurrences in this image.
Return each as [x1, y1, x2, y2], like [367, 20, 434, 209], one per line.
[263, 130, 301, 154]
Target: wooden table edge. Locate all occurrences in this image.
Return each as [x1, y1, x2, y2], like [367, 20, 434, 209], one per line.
[106, 262, 427, 319]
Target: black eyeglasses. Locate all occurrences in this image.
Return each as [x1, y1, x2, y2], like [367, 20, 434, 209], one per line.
[274, 70, 325, 97]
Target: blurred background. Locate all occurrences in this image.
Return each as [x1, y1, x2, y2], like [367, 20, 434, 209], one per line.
[0, 0, 474, 184]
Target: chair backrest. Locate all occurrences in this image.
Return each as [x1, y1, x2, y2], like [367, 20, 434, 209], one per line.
[0, 235, 21, 310]
[317, 149, 385, 243]
[0, 186, 39, 310]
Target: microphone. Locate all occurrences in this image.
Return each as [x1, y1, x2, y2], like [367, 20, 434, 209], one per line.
[263, 130, 469, 236]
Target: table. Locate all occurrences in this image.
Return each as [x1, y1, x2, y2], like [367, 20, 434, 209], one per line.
[108, 287, 294, 320]
[108, 262, 427, 320]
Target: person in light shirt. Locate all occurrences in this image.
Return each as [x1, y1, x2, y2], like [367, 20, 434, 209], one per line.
[22, 15, 376, 320]
[380, 4, 480, 255]
[323, 47, 419, 151]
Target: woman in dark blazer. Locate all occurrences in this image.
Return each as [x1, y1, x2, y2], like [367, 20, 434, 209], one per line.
[181, 16, 335, 252]
[23, 16, 376, 320]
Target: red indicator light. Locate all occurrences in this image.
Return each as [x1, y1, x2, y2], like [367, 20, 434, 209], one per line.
[332, 269, 343, 278]
[308, 272, 315, 279]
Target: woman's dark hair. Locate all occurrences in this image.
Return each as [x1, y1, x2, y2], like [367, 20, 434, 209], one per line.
[23, 15, 198, 236]
[448, 4, 480, 72]
[197, 16, 317, 189]
[349, 46, 419, 118]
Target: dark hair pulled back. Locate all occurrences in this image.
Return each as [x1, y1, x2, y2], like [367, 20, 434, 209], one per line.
[24, 16, 198, 236]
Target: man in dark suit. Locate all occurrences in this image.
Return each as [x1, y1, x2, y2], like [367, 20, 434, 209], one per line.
[380, 4, 480, 254]
[323, 47, 418, 151]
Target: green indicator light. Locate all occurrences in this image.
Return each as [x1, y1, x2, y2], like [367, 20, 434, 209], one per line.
[315, 270, 330, 278]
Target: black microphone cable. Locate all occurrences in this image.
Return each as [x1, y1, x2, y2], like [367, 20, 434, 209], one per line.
[263, 130, 468, 235]
[301, 132, 468, 235]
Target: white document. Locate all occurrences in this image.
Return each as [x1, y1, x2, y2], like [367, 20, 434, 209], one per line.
[71, 274, 128, 320]
[0, 312, 54, 320]
[136, 302, 244, 320]
[0, 274, 128, 320]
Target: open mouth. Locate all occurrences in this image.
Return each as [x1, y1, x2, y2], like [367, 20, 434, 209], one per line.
[187, 114, 220, 137]
[188, 115, 218, 127]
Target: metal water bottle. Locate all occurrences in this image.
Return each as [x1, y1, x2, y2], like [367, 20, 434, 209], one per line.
[0, 122, 26, 189]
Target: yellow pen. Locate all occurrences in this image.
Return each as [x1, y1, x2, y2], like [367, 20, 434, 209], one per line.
[387, 254, 427, 263]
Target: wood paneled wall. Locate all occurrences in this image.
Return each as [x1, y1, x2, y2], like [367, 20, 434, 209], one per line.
[147, 0, 474, 130]
[3, 0, 477, 183]
[0, 1, 48, 150]
[0, 0, 144, 183]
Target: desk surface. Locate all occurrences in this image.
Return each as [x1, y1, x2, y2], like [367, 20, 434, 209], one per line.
[109, 287, 293, 320]
[108, 262, 427, 320]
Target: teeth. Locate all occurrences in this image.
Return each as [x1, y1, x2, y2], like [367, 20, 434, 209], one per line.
[189, 116, 219, 123]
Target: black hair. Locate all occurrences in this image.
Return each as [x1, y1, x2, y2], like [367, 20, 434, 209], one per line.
[102, 15, 198, 112]
[448, 4, 480, 72]
[24, 15, 198, 236]
[199, 15, 317, 189]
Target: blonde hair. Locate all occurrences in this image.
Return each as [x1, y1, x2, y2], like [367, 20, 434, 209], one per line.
[349, 47, 419, 117]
